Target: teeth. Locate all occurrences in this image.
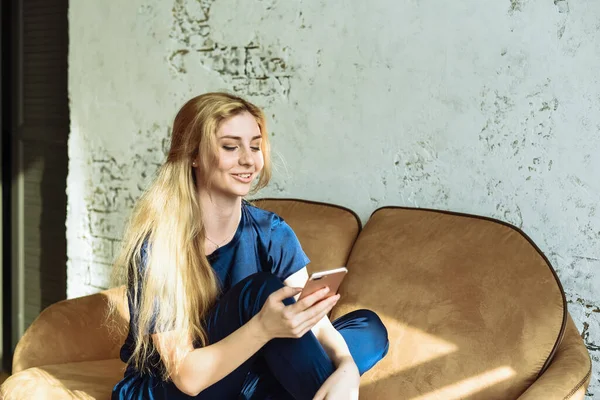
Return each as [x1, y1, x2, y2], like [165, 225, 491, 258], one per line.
[236, 174, 251, 178]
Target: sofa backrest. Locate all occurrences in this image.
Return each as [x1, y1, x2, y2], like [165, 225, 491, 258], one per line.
[330, 207, 566, 400]
[253, 198, 362, 274]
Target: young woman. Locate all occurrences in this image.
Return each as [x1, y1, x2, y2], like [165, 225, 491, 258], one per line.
[110, 92, 389, 399]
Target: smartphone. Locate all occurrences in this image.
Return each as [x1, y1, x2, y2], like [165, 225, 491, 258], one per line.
[298, 267, 348, 301]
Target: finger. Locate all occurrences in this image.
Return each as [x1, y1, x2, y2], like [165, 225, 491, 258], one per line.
[313, 389, 325, 400]
[292, 286, 331, 311]
[296, 293, 339, 322]
[293, 295, 339, 334]
[269, 285, 303, 302]
[294, 307, 331, 337]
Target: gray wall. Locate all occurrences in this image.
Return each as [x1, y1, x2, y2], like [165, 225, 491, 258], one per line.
[68, 0, 599, 395]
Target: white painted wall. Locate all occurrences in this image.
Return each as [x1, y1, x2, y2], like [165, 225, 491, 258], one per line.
[68, 0, 599, 395]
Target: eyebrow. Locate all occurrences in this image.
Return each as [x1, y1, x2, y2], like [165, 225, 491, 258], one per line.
[219, 135, 262, 140]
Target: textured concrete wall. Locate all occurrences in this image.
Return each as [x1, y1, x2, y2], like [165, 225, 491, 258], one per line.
[68, 0, 599, 395]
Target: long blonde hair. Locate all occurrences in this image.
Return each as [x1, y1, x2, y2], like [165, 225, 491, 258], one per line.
[110, 92, 272, 379]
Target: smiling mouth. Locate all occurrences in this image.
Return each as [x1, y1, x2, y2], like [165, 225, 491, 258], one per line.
[233, 173, 252, 179]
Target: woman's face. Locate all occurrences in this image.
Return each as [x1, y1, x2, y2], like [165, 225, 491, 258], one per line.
[198, 111, 264, 198]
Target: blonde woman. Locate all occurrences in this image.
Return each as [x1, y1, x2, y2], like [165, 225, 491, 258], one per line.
[111, 92, 388, 400]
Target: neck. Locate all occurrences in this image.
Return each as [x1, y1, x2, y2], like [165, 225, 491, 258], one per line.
[198, 189, 242, 243]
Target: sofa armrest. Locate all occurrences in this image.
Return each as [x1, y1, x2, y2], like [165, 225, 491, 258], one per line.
[518, 313, 592, 400]
[12, 286, 129, 373]
[0, 368, 83, 400]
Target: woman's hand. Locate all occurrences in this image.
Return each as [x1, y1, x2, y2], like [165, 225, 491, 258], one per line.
[313, 358, 360, 400]
[255, 286, 340, 341]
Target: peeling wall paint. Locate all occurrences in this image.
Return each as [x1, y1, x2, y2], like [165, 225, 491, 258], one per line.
[168, 0, 293, 99]
[68, 0, 599, 395]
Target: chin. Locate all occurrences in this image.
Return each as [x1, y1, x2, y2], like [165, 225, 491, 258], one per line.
[212, 178, 255, 198]
[232, 190, 250, 197]
[227, 186, 252, 198]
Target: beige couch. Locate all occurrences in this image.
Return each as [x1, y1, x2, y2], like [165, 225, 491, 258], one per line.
[0, 199, 592, 399]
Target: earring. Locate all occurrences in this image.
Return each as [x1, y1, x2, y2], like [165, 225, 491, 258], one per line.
[192, 162, 197, 167]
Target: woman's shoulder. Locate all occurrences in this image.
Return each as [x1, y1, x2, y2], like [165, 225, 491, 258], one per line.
[243, 200, 304, 259]
[243, 200, 286, 231]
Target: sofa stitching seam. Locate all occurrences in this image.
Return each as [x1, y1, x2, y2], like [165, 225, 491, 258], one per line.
[252, 197, 363, 230]
[562, 361, 592, 400]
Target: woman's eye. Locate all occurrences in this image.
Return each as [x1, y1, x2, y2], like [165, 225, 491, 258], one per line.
[251, 147, 261, 152]
[223, 146, 237, 151]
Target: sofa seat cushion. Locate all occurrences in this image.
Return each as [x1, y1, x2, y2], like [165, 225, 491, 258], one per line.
[1, 358, 125, 399]
[331, 207, 566, 400]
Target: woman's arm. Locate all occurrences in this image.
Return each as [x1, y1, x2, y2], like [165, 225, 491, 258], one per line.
[284, 268, 355, 365]
[153, 315, 267, 396]
[153, 284, 338, 396]
[285, 268, 360, 400]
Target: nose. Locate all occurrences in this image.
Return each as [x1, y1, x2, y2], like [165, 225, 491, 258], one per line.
[239, 146, 255, 166]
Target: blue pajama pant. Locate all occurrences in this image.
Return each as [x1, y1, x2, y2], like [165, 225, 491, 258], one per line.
[200, 272, 389, 399]
[114, 272, 389, 400]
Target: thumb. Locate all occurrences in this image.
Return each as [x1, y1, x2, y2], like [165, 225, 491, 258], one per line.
[270, 285, 302, 302]
[313, 388, 325, 400]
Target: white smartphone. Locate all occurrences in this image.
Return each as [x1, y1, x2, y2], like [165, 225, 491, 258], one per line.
[298, 267, 348, 301]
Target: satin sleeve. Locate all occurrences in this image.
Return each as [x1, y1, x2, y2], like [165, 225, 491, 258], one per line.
[267, 215, 311, 281]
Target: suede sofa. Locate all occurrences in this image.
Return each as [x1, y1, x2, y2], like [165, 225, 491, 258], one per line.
[0, 198, 592, 399]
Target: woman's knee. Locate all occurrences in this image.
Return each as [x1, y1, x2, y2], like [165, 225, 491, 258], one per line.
[245, 272, 285, 295]
[336, 309, 389, 374]
[355, 309, 389, 353]
[237, 272, 286, 320]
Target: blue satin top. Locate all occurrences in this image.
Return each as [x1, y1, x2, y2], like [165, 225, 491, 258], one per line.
[114, 200, 310, 395]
